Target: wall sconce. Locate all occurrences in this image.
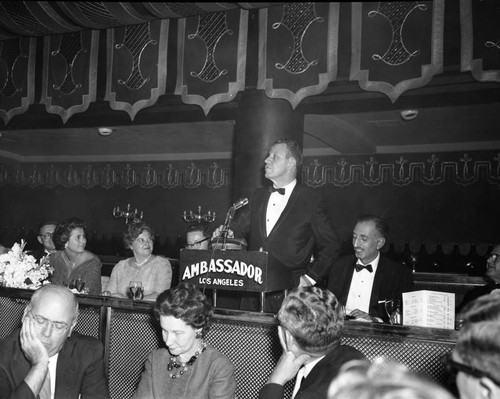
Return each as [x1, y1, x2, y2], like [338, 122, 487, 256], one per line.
[183, 206, 216, 223]
[113, 203, 143, 224]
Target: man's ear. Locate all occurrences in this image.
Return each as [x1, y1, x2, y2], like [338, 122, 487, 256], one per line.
[37, 236, 43, 245]
[376, 236, 386, 250]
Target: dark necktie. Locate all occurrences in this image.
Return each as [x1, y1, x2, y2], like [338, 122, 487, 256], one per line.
[269, 186, 285, 195]
[355, 263, 373, 273]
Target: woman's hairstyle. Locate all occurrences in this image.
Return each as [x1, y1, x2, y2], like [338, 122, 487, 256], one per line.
[328, 358, 456, 399]
[52, 217, 87, 250]
[278, 286, 343, 353]
[123, 222, 155, 248]
[154, 283, 213, 336]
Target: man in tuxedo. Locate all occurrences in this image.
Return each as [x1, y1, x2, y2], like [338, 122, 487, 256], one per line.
[0, 284, 110, 399]
[457, 243, 500, 312]
[259, 286, 366, 399]
[31, 220, 58, 262]
[218, 138, 340, 312]
[327, 214, 414, 323]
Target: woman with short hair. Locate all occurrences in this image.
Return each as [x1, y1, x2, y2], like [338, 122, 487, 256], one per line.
[133, 283, 236, 399]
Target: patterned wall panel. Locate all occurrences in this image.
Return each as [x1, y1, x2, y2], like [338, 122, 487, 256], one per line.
[105, 19, 169, 120]
[175, 8, 248, 115]
[0, 37, 35, 124]
[258, 2, 339, 108]
[460, 0, 500, 83]
[40, 30, 99, 123]
[350, 1, 444, 102]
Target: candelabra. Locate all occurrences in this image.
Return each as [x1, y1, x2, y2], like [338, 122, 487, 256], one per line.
[183, 206, 216, 223]
[112, 204, 143, 224]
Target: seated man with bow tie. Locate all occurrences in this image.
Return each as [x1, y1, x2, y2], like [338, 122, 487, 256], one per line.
[327, 215, 414, 323]
[259, 286, 366, 399]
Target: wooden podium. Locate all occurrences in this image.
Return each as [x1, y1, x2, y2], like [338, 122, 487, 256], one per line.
[179, 249, 288, 312]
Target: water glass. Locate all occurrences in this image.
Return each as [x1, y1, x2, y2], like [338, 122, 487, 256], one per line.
[128, 281, 144, 300]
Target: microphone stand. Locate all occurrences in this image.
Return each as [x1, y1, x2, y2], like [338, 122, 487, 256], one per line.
[219, 206, 236, 251]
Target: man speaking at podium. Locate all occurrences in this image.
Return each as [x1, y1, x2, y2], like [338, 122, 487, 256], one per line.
[215, 138, 341, 312]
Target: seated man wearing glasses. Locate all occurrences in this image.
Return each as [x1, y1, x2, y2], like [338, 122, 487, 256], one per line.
[0, 284, 110, 398]
[457, 243, 500, 312]
[31, 220, 58, 262]
[447, 292, 500, 399]
[186, 222, 213, 250]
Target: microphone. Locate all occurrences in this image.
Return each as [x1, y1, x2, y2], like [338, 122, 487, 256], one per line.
[232, 198, 249, 210]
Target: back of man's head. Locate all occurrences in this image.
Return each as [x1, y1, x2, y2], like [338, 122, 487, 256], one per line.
[455, 321, 500, 387]
[278, 286, 343, 354]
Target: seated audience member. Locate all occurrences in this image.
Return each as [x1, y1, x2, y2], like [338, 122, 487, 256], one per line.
[448, 293, 500, 399]
[0, 284, 110, 398]
[327, 215, 414, 322]
[50, 217, 102, 295]
[328, 358, 456, 399]
[133, 283, 236, 399]
[259, 286, 366, 399]
[457, 243, 500, 312]
[186, 222, 212, 250]
[104, 222, 172, 300]
[31, 220, 58, 261]
[457, 290, 500, 325]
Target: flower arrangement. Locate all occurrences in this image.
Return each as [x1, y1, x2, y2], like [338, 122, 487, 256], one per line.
[0, 240, 53, 289]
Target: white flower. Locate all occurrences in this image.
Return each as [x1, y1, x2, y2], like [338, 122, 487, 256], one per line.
[0, 240, 54, 289]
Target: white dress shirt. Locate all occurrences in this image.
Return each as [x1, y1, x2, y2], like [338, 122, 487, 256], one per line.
[47, 353, 59, 399]
[266, 179, 296, 236]
[345, 252, 380, 314]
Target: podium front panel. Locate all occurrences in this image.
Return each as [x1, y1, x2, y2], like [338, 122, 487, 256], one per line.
[180, 249, 287, 292]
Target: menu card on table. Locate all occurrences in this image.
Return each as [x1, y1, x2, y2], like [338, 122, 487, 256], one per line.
[402, 290, 455, 330]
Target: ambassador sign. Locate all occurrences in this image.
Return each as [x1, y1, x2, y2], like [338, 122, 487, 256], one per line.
[182, 258, 263, 284]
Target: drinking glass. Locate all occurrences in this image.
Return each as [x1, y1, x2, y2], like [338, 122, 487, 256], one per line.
[128, 281, 144, 300]
[75, 278, 86, 292]
[385, 299, 402, 325]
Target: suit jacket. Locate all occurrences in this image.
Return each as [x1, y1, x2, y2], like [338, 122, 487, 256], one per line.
[0, 329, 110, 399]
[259, 345, 366, 399]
[457, 282, 500, 313]
[232, 184, 341, 289]
[327, 255, 415, 322]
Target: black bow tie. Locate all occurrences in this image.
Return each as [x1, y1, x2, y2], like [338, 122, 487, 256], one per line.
[355, 264, 373, 273]
[270, 186, 285, 195]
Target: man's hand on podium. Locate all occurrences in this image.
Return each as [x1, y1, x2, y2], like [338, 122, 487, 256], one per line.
[212, 225, 235, 239]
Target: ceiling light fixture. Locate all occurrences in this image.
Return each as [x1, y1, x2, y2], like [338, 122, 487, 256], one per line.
[400, 109, 419, 121]
[97, 127, 113, 136]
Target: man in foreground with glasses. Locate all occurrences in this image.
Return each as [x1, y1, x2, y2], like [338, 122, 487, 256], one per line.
[447, 292, 500, 399]
[31, 220, 58, 261]
[0, 284, 110, 398]
[457, 244, 500, 312]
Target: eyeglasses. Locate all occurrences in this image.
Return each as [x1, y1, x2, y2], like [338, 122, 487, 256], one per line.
[39, 232, 53, 239]
[28, 311, 69, 334]
[487, 253, 500, 261]
[443, 353, 500, 386]
[186, 236, 211, 248]
[135, 237, 153, 245]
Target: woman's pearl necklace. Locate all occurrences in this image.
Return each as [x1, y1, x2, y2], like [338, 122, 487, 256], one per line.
[134, 254, 151, 267]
